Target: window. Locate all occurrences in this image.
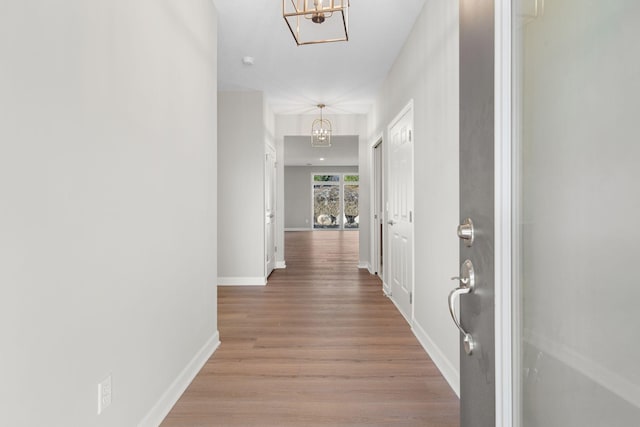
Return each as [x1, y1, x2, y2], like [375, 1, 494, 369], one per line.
[343, 175, 359, 229]
[312, 174, 359, 230]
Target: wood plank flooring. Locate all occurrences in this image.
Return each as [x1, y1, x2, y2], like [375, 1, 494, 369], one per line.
[161, 231, 459, 426]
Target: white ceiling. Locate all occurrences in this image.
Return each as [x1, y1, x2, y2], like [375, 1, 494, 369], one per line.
[284, 135, 359, 166]
[214, 0, 427, 115]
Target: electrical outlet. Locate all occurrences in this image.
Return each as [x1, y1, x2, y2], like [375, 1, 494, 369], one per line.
[98, 375, 112, 414]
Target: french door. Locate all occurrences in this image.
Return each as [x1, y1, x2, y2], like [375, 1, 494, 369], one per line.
[312, 174, 359, 230]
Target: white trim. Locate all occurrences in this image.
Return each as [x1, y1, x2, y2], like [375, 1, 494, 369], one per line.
[369, 133, 384, 279]
[382, 280, 391, 297]
[388, 292, 412, 326]
[412, 320, 460, 397]
[510, 5, 524, 426]
[275, 261, 287, 269]
[265, 143, 277, 283]
[217, 277, 267, 286]
[525, 330, 640, 410]
[137, 332, 220, 427]
[357, 261, 370, 270]
[284, 227, 312, 231]
[495, 1, 513, 426]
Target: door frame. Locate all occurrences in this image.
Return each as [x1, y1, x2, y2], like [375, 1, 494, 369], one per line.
[309, 172, 360, 231]
[494, 0, 513, 425]
[369, 134, 383, 277]
[264, 143, 277, 279]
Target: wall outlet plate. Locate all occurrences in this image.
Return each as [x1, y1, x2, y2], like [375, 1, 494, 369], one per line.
[98, 375, 112, 414]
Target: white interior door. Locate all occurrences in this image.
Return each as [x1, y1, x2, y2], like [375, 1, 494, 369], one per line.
[265, 145, 276, 278]
[387, 104, 413, 322]
[372, 140, 383, 277]
[513, 1, 640, 425]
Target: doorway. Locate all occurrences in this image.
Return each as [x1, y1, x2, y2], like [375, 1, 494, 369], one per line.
[311, 173, 359, 230]
[265, 144, 277, 278]
[372, 139, 383, 278]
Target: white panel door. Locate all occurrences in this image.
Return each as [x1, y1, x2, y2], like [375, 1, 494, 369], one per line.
[387, 105, 413, 322]
[265, 145, 276, 278]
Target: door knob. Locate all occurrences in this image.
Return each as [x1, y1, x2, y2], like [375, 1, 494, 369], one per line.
[457, 218, 474, 247]
[387, 219, 396, 225]
[448, 259, 476, 355]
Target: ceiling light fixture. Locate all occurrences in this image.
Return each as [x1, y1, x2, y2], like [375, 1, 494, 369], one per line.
[282, 0, 349, 46]
[311, 104, 332, 147]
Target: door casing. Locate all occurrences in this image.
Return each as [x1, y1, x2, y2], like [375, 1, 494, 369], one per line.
[494, 1, 513, 425]
[370, 137, 384, 277]
[265, 144, 277, 278]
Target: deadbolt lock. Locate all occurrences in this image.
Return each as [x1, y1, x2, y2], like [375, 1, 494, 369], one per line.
[457, 217, 474, 247]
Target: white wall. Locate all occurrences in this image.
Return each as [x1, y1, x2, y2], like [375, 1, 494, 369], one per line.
[276, 114, 368, 265]
[285, 166, 359, 229]
[518, 1, 640, 422]
[0, 1, 219, 426]
[218, 91, 269, 284]
[367, 0, 460, 394]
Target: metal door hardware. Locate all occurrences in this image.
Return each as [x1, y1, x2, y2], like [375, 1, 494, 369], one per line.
[457, 218, 474, 247]
[449, 259, 476, 355]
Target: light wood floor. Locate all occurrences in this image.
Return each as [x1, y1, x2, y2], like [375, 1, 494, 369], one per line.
[161, 231, 459, 426]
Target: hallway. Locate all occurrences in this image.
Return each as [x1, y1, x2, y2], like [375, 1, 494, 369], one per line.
[162, 231, 459, 426]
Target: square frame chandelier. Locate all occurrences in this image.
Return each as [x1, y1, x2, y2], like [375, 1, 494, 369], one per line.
[282, 0, 349, 46]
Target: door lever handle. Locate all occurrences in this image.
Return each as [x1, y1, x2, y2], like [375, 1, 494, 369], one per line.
[450, 276, 469, 286]
[448, 285, 475, 355]
[387, 220, 396, 225]
[448, 260, 476, 355]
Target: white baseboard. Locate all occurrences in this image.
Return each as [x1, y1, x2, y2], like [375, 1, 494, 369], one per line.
[382, 281, 391, 296]
[138, 331, 220, 427]
[217, 277, 266, 286]
[358, 261, 370, 270]
[275, 261, 286, 269]
[525, 329, 640, 409]
[411, 320, 460, 397]
[412, 320, 460, 397]
[284, 227, 311, 231]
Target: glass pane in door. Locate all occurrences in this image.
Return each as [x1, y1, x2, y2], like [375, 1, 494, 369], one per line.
[513, 1, 640, 426]
[343, 175, 359, 229]
[313, 174, 340, 229]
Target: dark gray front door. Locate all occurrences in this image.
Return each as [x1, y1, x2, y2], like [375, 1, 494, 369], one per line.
[458, 0, 495, 426]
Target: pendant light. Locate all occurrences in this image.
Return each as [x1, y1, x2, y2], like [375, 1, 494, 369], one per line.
[311, 104, 332, 147]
